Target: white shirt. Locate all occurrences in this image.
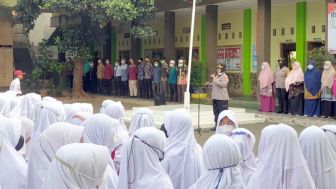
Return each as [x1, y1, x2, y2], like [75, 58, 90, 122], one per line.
[9, 78, 22, 95]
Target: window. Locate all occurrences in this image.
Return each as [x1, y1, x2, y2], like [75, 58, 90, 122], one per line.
[232, 32, 235, 39]
[218, 33, 221, 40]
[153, 39, 156, 44]
[197, 35, 200, 41]
[322, 25, 326, 33]
[180, 36, 183, 42]
[149, 39, 151, 44]
[312, 26, 315, 33]
[273, 29, 276, 36]
[225, 33, 228, 39]
[239, 32, 242, 39]
[281, 28, 285, 36]
[290, 27, 294, 35]
[186, 35, 189, 42]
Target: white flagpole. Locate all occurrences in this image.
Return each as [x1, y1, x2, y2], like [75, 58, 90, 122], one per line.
[184, 0, 197, 111]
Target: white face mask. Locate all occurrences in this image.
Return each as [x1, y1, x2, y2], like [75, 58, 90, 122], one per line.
[307, 64, 314, 70]
[217, 125, 235, 136]
[261, 65, 265, 70]
[324, 65, 330, 70]
[154, 63, 159, 67]
[178, 63, 183, 67]
[170, 64, 174, 68]
[217, 69, 222, 74]
[90, 63, 94, 67]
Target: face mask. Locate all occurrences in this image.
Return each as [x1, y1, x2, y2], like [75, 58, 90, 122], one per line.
[324, 65, 330, 70]
[160, 60, 165, 64]
[261, 65, 265, 70]
[154, 63, 159, 67]
[121, 61, 126, 64]
[178, 64, 183, 67]
[170, 64, 174, 68]
[217, 69, 222, 74]
[307, 64, 314, 70]
[217, 125, 235, 136]
[90, 63, 94, 67]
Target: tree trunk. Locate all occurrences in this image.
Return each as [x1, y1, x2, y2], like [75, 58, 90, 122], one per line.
[72, 56, 88, 98]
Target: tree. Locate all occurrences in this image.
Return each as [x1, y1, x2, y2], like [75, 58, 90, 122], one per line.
[15, 0, 201, 98]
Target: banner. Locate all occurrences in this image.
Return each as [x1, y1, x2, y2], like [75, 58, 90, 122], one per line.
[217, 45, 241, 71]
[328, 3, 336, 54]
[252, 44, 257, 71]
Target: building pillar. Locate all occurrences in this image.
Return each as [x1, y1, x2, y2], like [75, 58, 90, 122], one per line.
[243, 9, 252, 96]
[205, 5, 218, 78]
[103, 22, 112, 60]
[296, 2, 307, 68]
[256, 0, 271, 67]
[111, 26, 117, 62]
[201, 15, 206, 82]
[131, 36, 141, 61]
[164, 11, 176, 61]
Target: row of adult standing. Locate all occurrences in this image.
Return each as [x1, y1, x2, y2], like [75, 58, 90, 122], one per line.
[83, 56, 189, 103]
[259, 59, 336, 118]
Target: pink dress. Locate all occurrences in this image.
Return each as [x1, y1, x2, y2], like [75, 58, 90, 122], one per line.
[260, 84, 276, 112]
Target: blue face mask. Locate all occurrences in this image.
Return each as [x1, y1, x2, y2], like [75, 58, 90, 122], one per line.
[307, 64, 314, 70]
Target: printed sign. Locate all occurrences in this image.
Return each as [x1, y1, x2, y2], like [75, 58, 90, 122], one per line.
[328, 3, 336, 54]
[217, 45, 241, 71]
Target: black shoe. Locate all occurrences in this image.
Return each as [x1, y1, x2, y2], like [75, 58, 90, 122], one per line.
[276, 111, 283, 113]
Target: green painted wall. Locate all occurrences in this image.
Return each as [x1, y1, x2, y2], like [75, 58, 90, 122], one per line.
[296, 2, 307, 68]
[111, 27, 117, 62]
[201, 15, 206, 82]
[243, 9, 252, 96]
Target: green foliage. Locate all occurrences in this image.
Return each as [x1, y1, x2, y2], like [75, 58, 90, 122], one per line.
[307, 47, 336, 71]
[190, 61, 205, 90]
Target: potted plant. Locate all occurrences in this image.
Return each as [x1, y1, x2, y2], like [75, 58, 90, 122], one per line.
[190, 61, 208, 99]
[307, 47, 336, 71]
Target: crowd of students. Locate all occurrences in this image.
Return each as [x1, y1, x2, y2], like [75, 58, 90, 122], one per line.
[83, 55, 189, 103]
[1, 91, 336, 189]
[258, 59, 336, 118]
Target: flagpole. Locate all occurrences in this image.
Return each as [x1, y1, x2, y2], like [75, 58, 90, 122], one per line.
[184, 0, 197, 111]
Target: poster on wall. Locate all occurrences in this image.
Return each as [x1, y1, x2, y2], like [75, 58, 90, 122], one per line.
[328, 3, 336, 54]
[252, 45, 258, 71]
[217, 45, 242, 71]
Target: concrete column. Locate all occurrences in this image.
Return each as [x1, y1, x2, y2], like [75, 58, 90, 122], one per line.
[103, 22, 112, 59]
[256, 0, 271, 67]
[205, 5, 218, 78]
[164, 11, 176, 61]
[131, 36, 141, 60]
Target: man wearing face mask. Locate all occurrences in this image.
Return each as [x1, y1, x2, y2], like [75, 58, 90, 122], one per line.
[160, 58, 169, 100]
[144, 57, 153, 99]
[168, 60, 178, 102]
[206, 63, 229, 130]
[275, 58, 290, 114]
[152, 60, 162, 98]
[304, 60, 322, 117]
[114, 61, 122, 96]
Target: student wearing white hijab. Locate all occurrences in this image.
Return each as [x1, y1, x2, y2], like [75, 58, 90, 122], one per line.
[299, 126, 336, 189]
[20, 93, 41, 120]
[41, 143, 109, 189]
[27, 122, 84, 189]
[73, 103, 94, 114]
[104, 101, 128, 139]
[32, 100, 65, 141]
[128, 108, 155, 136]
[19, 117, 34, 158]
[230, 128, 256, 185]
[0, 117, 27, 189]
[99, 99, 114, 114]
[69, 111, 93, 126]
[82, 114, 120, 189]
[161, 108, 203, 189]
[248, 124, 315, 189]
[63, 104, 82, 123]
[190, 134, 246, 189]
[321, 125, 336, 153]
[216, 110, 239, 135]
[118, 127, 173, 189]
[0, 95, 10, 117]
[8, 95, 22, 118]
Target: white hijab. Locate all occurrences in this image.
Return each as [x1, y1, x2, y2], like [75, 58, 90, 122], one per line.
[0, 95, 10, 117]
[99, 100, 114, 114]
[19, 117, 34, 158]
[82, 114, 120, 189]
[248, 124, 315, 189]
[216, 110, 239, 135]
[299, 126, 336, 189]
[20, 93, 41, 120]
[63, 104, 82, 123]
[118, 127, 174, 189]
[190, 134, 246, 189]
[0, 117, 27, 189]
[230, 128, 256, 185]
[32, 101, 65, 141]
[161, 108, 203, 189]
[104, 101, 129, 140]
[27, 122, 84, 189]
[8, 95, 22, 118]
[41, 143, 109, 189]
[321, 125, 336, 153]
[73, 103, 94, 114]
[129, 108, 155, 136]
[69, 111, 93, 126]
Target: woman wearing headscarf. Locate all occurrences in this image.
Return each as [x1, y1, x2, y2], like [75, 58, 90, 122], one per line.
[32, 100, 65, 141]
[215, 110, 239, 136]
[68, 111, 93, 126]
[299, 126, 336, 189]
[20, 93, 41, 121]
[285, 61, 305, 116]
[19, 117, 34, 159]
[247, 124, 315, 189]
[258, 62, 276, 112]
[161, 109, 203, 189]
[118, 127, 174, 189]
[128, 108, 155, 136]
[321, 61, 336, 118]
[0, 117, 27, 189]
[304, 60, 322, 117]
[73, 103, 94, 114]
[63, 104, 82, 123]
[41, 143, 109, 189]
[230, 128, 256, 185]
[189, 134, 246, 189]
[0, 95, 10, 117]
[27, 122, 84, 189]
[99, 99, 114, 114]
[82, 114, 120, 189]
[321, 125, 336, 153]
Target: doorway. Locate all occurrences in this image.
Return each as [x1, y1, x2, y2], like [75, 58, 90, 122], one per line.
[307, 41, 324, 51]
[280, 43, 296, 68]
